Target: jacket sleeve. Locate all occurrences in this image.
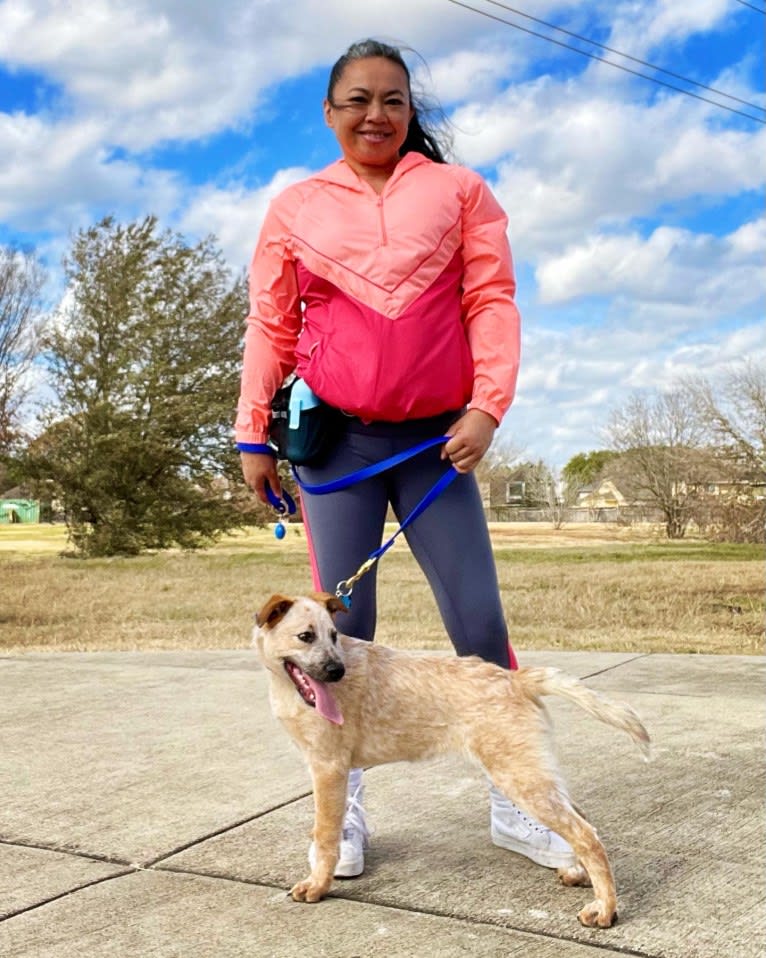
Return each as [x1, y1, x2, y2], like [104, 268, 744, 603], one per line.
[459, 169, 521, 425]
[235, 196, 302, 445]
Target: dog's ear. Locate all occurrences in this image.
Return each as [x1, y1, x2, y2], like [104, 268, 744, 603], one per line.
[256, 594, 294, 628]
[311, 591, 348, 617]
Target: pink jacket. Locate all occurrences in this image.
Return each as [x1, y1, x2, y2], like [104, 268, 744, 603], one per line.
[236, 152, 520, 445]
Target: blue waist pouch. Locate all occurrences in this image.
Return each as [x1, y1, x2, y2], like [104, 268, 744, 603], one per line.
[269, 378, 343, 466]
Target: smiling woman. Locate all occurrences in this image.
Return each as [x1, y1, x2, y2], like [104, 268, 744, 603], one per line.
[232, 35, 585, 884]
[0, 1, 762, 477]
[323, 56, 414, 189]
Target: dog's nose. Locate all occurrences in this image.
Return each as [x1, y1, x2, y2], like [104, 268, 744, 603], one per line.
[323, 660, 345, 682]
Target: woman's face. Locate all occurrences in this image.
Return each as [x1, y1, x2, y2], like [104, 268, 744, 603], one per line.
[324, 56, 414, 178]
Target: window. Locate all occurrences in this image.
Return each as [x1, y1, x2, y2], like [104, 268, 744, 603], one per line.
[505, 481, 525, 504]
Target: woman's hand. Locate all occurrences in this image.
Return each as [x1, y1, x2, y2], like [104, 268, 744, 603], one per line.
[441, 408, 497, 473]
[240, 451, 282, 505]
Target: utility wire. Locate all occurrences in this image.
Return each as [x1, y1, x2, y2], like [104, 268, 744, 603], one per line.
[732, 0, 765, 13]
[479, 0, 765, 113]
[445, 0, 766, 124]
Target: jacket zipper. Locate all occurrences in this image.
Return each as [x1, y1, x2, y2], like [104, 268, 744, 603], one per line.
[376, 196, 387, 247]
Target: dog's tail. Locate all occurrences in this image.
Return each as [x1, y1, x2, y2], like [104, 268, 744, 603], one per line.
[517, 667, 651, 760]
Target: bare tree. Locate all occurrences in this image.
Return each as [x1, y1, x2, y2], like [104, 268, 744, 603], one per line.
[535, 461, 568, 529]
[681, 362, 766, 541]
[682, 361, 765, 477]
[0, 247, 45, 452]
[606, 389, 712, 538]
[476, 434, 523, 482]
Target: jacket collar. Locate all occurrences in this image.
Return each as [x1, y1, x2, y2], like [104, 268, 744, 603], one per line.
[313, 151, 431, 192]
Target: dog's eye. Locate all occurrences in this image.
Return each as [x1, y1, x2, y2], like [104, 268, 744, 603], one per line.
[330, 629, 338, 645]
[297, 630, 316, 644]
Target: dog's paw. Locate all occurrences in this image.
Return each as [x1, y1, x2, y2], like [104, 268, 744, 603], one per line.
[558, 864, 591, 887]
[577, 899, 617, 928]
[290, 878, 330, 903]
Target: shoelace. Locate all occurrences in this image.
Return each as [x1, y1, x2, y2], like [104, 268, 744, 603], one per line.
[342, 784, 371, 845]
[492, 791, 552, 835]
[518, 812, 551, 835]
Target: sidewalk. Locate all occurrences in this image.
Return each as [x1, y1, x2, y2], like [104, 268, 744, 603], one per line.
[0, 649, 763, 957]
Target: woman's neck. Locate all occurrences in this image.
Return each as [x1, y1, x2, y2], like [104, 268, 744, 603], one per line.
[343, 157, 398, 194]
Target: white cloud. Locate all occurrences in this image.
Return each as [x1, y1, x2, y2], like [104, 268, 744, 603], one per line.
[178, 167, 312, 269]
[1, 0, 761, 470]
[727, 217, 766, 257]
[500, 315, 766, 466]
[535, 219, 766, 312]
[653, 125, 765, 194]
[0, 111, 181, 231]
[606, 0, 732, 58]
[416, 47, 519, 105]
[0, 0, 505, 150]
[467, 87, 765, 259]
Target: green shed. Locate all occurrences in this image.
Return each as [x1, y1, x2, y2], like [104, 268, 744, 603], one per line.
[0, 499, 40, 524]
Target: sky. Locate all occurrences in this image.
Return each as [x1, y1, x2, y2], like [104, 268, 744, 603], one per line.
[0, 0, 764, 468]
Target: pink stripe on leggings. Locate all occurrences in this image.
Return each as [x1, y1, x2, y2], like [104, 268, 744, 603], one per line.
[299, 488, 323, 591]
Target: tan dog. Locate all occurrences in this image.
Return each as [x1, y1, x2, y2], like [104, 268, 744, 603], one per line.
[254, 592, 650, 928]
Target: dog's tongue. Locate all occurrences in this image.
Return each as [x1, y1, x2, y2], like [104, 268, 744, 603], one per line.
[307, 676, 344, 726]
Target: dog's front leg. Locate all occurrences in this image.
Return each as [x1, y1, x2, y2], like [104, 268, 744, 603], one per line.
[290, 766, 348, 903]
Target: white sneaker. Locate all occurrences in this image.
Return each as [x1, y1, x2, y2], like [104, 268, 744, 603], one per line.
[490, 786, 576, 869]
[308, 777, 370, 878]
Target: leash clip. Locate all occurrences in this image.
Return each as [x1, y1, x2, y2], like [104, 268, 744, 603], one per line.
[335, 557, 377, 606]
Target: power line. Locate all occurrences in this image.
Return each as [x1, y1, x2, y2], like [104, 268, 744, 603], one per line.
[732, 0, 765, 13]
[479, 0, 765, 113]
[445, 0, 766, 124]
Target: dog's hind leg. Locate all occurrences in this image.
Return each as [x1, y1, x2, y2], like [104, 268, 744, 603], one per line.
[491, 773, 618, 928]
[290, 765, 348, 903]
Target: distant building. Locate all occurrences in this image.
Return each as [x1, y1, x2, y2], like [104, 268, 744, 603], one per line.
[0, 498, 40, 523]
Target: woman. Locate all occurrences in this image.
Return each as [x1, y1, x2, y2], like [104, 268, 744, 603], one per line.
[237, 39, 574, 878]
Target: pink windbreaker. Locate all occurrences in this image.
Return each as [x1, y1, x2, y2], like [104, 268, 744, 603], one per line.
[235, 152, 520, 445]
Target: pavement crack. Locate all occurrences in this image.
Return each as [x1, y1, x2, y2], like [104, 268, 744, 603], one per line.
[582, 653, 651, 680]
[0, 870, 134, 923]
[143, 793, 314, 868]
[319, 894, 663, 958]
[127, 862, 665, 958]
[0, 837, 130, 869]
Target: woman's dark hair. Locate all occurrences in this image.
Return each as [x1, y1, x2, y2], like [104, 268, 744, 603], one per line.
[327, 39, 450, 164]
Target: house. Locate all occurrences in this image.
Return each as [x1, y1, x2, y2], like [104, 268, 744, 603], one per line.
[483, 468, 553, 522]
[575, 479, 627, 511]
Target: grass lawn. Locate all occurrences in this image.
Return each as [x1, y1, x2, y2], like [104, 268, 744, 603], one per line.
[1, 522, 763, 656]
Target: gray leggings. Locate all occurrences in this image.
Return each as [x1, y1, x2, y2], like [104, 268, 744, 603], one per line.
[296, 412, 516, 669]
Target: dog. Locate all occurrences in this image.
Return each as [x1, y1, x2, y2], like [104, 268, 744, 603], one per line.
[253, 592, 650, 928]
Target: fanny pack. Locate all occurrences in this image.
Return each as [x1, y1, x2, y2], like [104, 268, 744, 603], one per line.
[269, 378, 343, 466]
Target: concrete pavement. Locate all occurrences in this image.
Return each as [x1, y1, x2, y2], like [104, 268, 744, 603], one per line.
[0, 648, 763, 957]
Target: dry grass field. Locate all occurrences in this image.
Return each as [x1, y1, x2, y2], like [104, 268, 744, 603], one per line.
[0, 522, 763, 656]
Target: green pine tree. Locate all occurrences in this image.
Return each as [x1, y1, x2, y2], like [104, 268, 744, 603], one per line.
[26, 216, 262, 556]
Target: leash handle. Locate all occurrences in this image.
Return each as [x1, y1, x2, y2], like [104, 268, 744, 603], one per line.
[265, 482, 297, 516]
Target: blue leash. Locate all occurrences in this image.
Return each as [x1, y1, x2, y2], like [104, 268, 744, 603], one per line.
[267, 435, 458, 602]
[293, 435, 450, 494]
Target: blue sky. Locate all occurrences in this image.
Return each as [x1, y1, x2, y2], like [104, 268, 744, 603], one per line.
[0, 0, 763, 467]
